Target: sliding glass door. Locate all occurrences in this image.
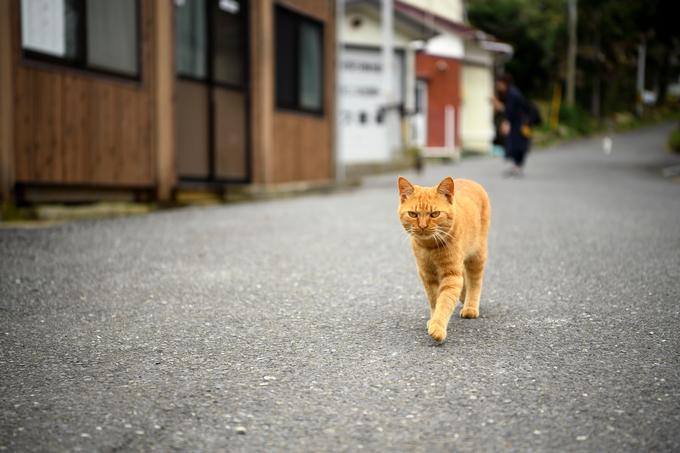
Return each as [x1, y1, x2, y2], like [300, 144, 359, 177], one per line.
[174, 0, 249, 183]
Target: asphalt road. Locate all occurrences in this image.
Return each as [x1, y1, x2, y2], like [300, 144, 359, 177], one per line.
[2, 124, 680, 452]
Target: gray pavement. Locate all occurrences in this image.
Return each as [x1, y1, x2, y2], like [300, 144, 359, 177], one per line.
[1, 123, 680, 452]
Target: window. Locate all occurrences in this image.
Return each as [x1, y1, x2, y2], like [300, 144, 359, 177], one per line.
[175, 0, 208, 78]
[20, 0, 140, 78]
[86, 0, 138, 76]
[21, 0, 79, 60]
[175, 0, 247, 87]
[275, 6, 323, 114]
[212, 0, 246, 86]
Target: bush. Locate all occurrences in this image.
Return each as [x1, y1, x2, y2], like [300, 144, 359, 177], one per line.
[669, 126, 680, 153]
[559, 105, 595, 135]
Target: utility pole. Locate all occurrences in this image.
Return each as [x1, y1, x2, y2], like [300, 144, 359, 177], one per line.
[335, 0, 345, 182]
[381, 0, 395, 158]
[381, 0, 394, 104]
[566, 0, 578, 107]
[636, 39, 646, 116]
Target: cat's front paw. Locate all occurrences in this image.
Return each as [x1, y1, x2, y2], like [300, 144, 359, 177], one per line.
[460, 306, 479, 319]
[427, 320, 447, 342]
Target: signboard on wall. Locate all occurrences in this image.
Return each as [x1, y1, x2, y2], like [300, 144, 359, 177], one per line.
[21, 0, 66, 57]
[339, 47, 404, 164]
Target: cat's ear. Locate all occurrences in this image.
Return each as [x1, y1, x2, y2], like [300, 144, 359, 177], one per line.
[398, 176, 414, 202]
[436, 177, 455, 203]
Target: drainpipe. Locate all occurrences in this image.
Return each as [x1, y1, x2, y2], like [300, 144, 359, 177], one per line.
[335, 0, 346, 182]
[381, 0, 394, 158]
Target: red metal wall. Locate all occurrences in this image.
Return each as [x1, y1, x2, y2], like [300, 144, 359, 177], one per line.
[415, 53, 461, 148]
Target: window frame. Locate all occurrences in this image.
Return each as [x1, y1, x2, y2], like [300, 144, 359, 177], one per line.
[175, 0, 248, 92]
[20, 0, 143, 82]
[274, 4, 325, 116]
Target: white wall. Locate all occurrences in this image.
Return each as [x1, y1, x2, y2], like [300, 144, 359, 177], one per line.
[398, 0, 464, 24]
[341, 7, 412, 48]
[339, 6, 419, 164]
[339, 47, 405, 164]
[463, 40, 494, 67]
[423, 32, 464, 59]
[461, 64, 494, 153]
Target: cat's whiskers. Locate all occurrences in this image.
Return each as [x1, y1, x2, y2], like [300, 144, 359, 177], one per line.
[432, 230, 445, 248]
[402, 226, 415, 244]
[437, 228, 455, 242]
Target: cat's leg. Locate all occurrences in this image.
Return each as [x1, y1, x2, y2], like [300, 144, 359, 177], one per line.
[459, 271, 467, 303]
[428, 271, 464, 342]
[461, 254, 486, 319]
[418, 271, 439, 318]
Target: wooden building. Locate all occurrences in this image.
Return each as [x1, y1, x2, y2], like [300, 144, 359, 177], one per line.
[0, 0, 336, 203]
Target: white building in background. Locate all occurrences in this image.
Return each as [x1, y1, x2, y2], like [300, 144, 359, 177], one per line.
[398, 0, 512, 155]
[461, 33, 512, 152]
[338, 1, 436, 166]
[399, 0, 464, 23]
[337, 0, 511, 172]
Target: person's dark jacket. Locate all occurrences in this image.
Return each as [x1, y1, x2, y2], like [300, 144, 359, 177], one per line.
[504, 85, 529, 154]
[493, 110, 505, 147]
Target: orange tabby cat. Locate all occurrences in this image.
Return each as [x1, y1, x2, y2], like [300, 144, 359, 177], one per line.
[397, 176, 491, 342]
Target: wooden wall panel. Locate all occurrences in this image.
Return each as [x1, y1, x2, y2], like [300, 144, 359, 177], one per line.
[272, 114, 298, 183]
[61, 75, 90, 183]
[278, 0, 332, 21]
[268, 0, 335, 184]
[88, 83, 116, 184]
[116, 88, 136, 184]
[11, 0, 156, 188]
[32, 72, 64, 182]
[13, 67, 33, 182]
[272, 115, 331, 183]
[175, 81, 210, 178]
[214, 89, 247, 180]
[0, 0, 15, 201]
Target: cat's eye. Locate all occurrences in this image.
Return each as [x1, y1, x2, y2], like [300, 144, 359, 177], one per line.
[407, 211, 418, 218]
[430, 211, 441, 218]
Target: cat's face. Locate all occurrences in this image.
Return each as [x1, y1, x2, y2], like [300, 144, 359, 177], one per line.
[397, 176, 455, 240]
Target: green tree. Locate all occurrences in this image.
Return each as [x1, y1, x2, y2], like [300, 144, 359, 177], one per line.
[466, 0, 680, 114]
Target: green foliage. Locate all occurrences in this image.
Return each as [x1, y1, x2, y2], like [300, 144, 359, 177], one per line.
[559, 105, 595, 135]
[466, 0, 565, 98]
[669, 126, 680, 153]
[466, 0, 680, 113]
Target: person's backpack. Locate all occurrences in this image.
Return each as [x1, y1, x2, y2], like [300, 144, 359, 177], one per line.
[525, 100, 542, 127]
[520, 97, 542, 139]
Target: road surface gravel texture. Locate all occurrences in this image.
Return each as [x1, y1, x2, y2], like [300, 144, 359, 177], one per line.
[1, 124, 680, 452]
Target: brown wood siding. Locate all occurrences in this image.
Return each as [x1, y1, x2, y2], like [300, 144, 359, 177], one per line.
[250, 0, 275, 185]
[0, 0, 15, 201]
[214, 89, 248, 180]
[175, 81, 210, 178]
[11, 0, 156, 187]
[271, 114, 332, 183]
[269, 0, 335, 184]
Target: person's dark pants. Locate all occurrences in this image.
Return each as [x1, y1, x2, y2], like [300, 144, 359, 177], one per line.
[512, 149, 526, 167]
[509, 146, 529, 167]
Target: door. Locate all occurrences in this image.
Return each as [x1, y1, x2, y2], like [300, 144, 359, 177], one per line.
[339, 47, 404, 164]
[174, 0, 249, 183]
[412, 79, 428, 147]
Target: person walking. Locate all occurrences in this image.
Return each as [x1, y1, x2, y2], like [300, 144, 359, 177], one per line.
[495, 73, 532, 177]
[491, 93, 507, 158]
